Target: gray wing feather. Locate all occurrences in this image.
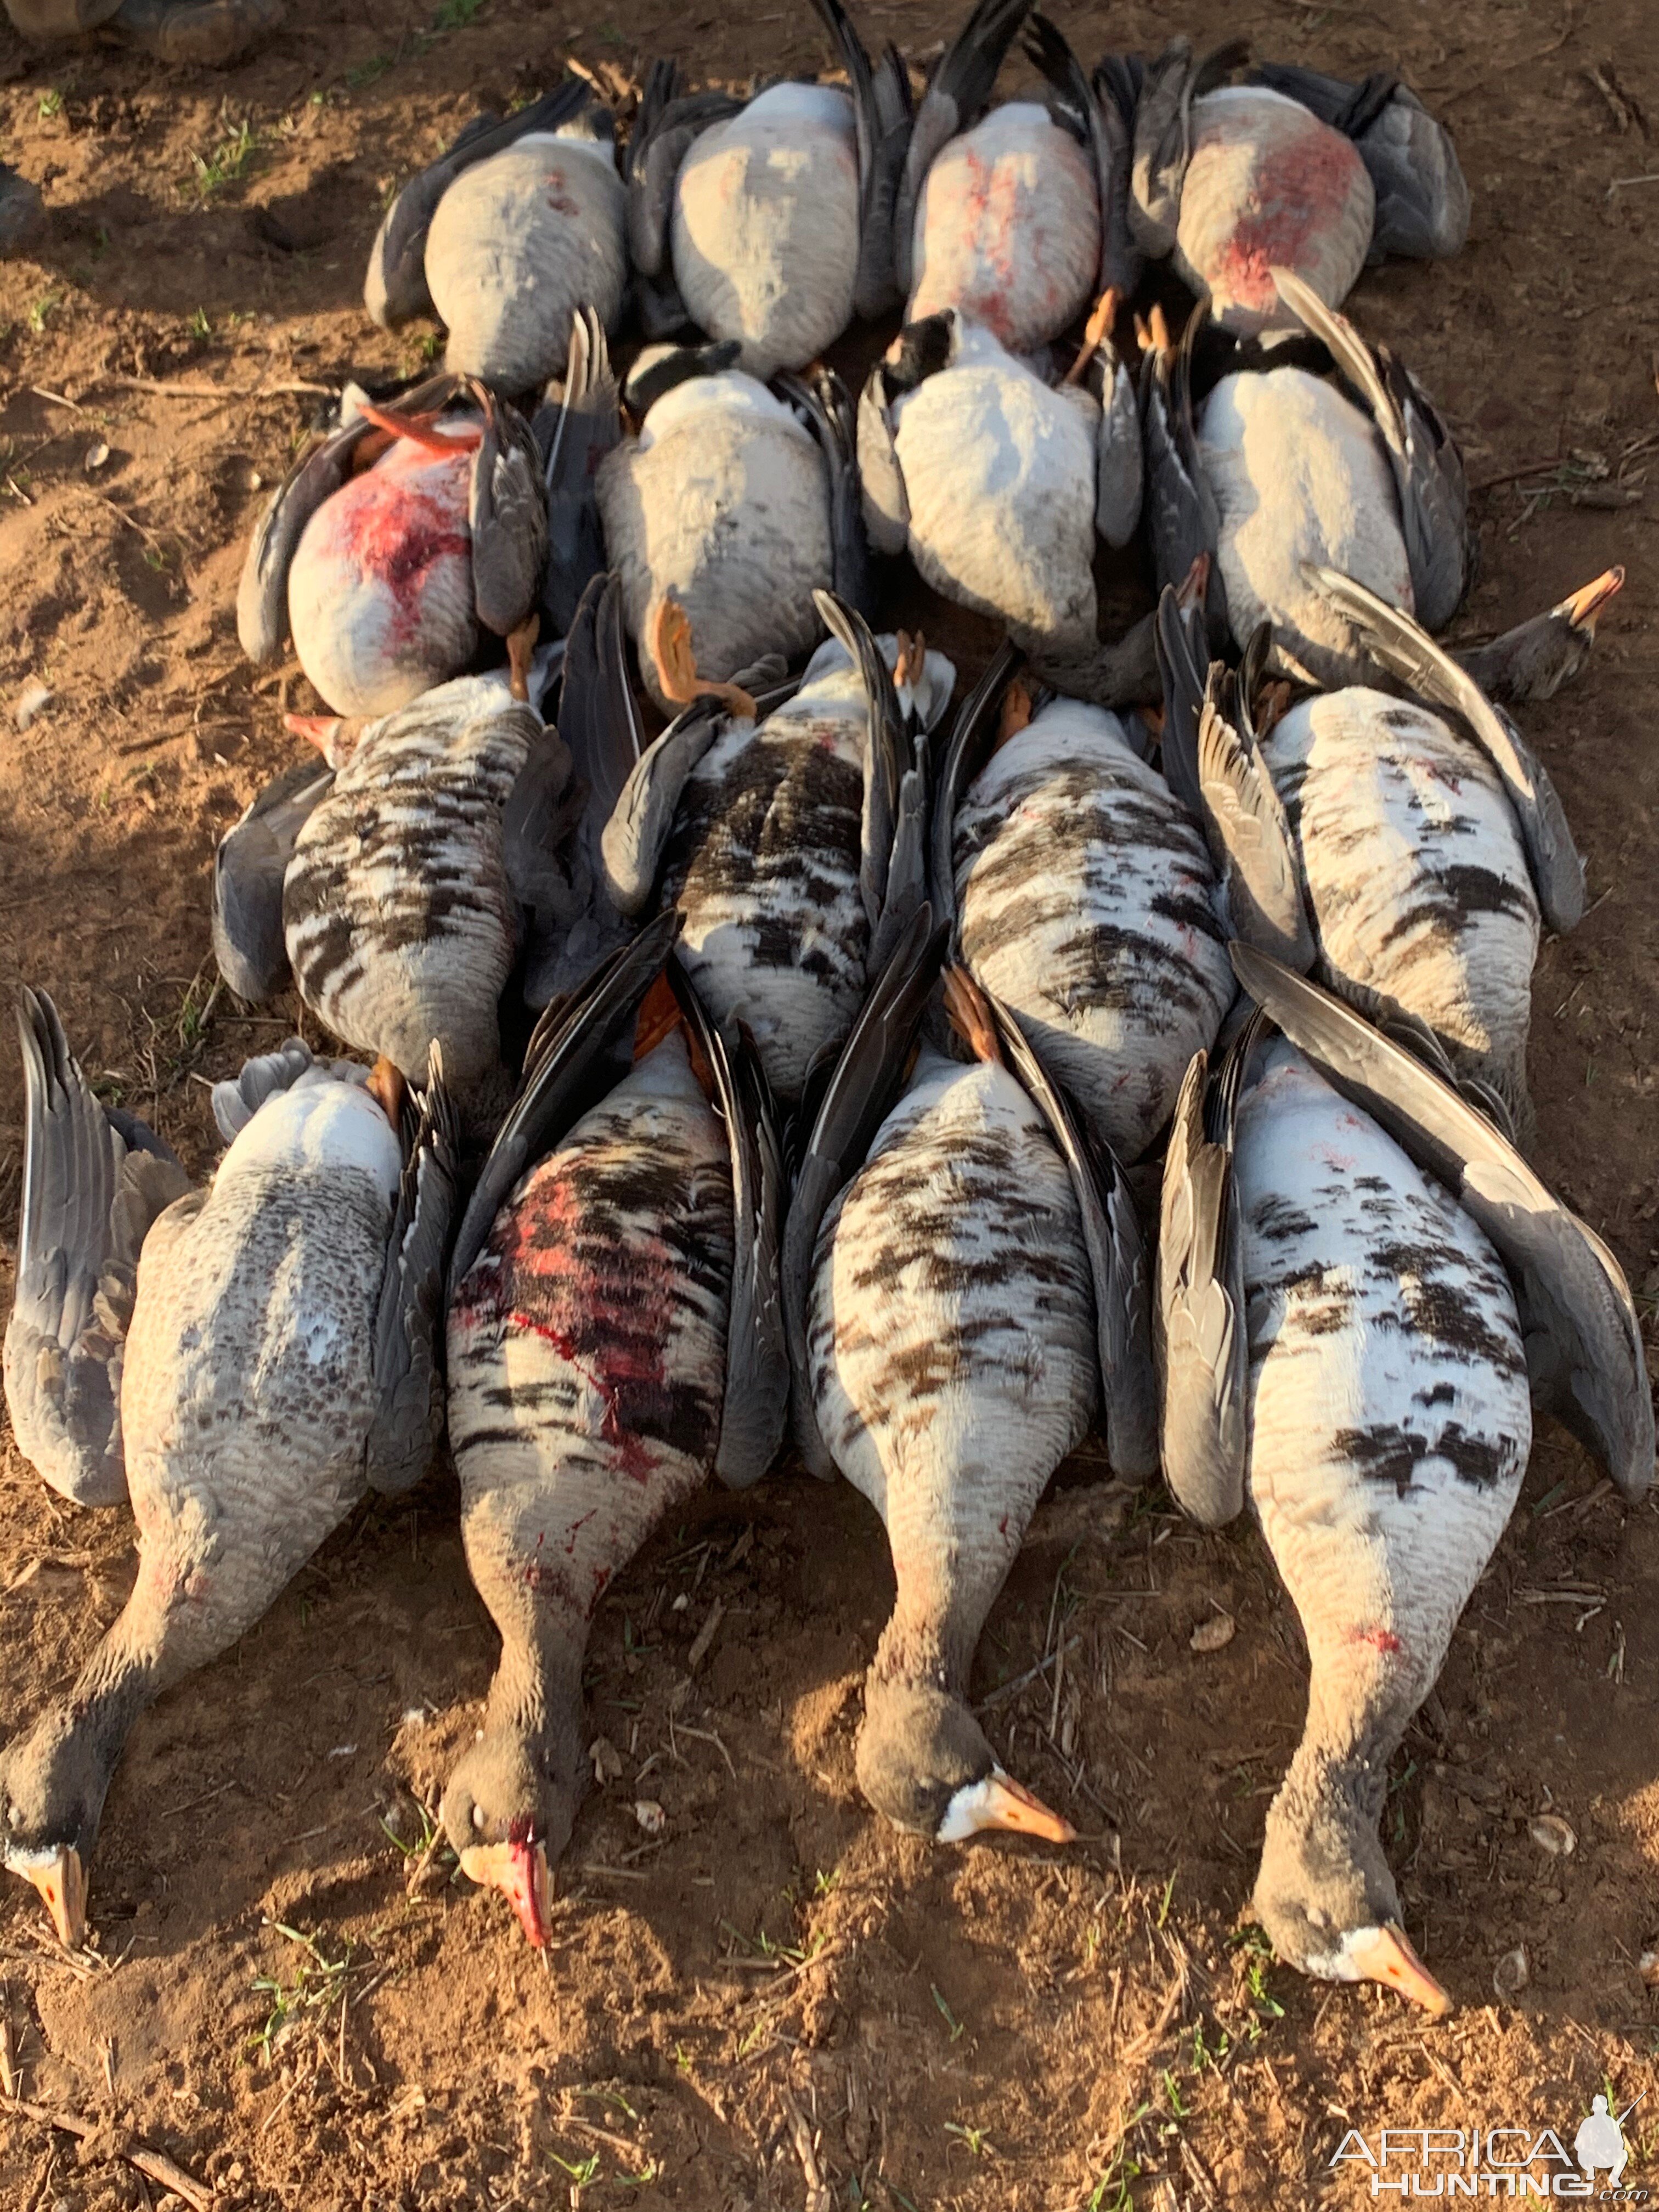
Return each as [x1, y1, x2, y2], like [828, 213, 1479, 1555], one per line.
[366, 1051, 461, 1496]
[856, 364, 909, 557]
[212, 755, 334, 1004]
[783, 905, 946, 1477]
[929, 640, 1020, 934]
[236, 417, 374, 664]
[1096, 354, 1143, 548]
[1193, 654, 1315, 969]
[988, 992, 1158, 1480]
[446, 912, 681, 1305]
[777, 367, 873, 619]
[813, 589, 906, 937]
[808, 0, 912, 317]
[537, 308, 622, 637]
[1154, 1046, 1250, 1527]
[626, 69, 744, 278]
[667, 972, 788, 1488]
[467, 386, 549, 637]
[601, 701, 726, 916]
[1232, 946, 1654, 1502]
[1022, 13, 1141, 295]
[4, 989, 191, 1508]
[1304, 566, 1585, 933]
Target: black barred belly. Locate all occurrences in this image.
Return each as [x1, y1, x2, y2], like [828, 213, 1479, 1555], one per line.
[446, 1041, 733, 1632]
[659, 717, 868, 1103]
[953, 713, 1233, 1160]
[283, 692, 533, 1092]
[1237, 1043, 1529, 1690]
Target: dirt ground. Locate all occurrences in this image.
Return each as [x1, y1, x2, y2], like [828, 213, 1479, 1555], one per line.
[2, 0, 1658, 2206]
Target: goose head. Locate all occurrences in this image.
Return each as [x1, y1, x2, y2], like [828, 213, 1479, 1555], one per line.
[442, 1711, 586, 1950]
[1252, 1779, 1451, 2016]
[856, 1678, 1075, 1847]
[0, 1702, 111, 1949]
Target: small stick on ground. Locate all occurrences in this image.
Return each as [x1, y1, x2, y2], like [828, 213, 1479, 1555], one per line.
[780, 2086, 832, 2212]
[0, 1989, 16, 2097]
[1, 2097, 214, 2212]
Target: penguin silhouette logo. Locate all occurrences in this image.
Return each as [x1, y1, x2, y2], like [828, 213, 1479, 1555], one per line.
[1573, 2094, 1630, 2187]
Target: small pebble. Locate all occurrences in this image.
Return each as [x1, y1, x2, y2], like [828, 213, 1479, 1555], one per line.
[1528, 1812, 1576, 1857]
[1493, 1944, 1529, 1999]
[1639, 1948, 1659, 1988]
[589, 1736, 622, 1785]
[83, 439, 109, 471]
[16, 680, 52, 730]
[1190, 1613, 1235, 1654]
[634, 1798, 665, 1835]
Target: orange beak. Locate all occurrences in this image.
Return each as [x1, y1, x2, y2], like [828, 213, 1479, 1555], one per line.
[1347, 1921, 1453, 2017]
[943, 1770, 1077, 1846]
[21, 1846, 87, 1950]
[459, 1837, 554, 1948]
[1561, 565, 1624, 634]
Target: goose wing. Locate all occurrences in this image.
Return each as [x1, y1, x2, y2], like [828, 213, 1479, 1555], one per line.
[929, 639, 1021, 934]
[778, 368, 873, 619]
[782, 905, 947, 1476]
[1304, 565, 1585, 933]
[1158, 599, 1314, 968]
[1231, 945, 1654, 1502]
[4, 989, 193, 1507]
[809, 0, 913, 317]
[446, 911, 681, 1304]
[468, 385, 548, 639]
[986, 991, 1158, 1480]
[1022, 13, 1141, 296]
[668, 969, 789, 1488]
[366, 1052, 462, 1495]
[212, 754, 334, 1004]
[534, 307, 622, 638]
[626, 65, 744, 278]
[236, 414, 375, 664]
[1154, 1029, 1255, 1527]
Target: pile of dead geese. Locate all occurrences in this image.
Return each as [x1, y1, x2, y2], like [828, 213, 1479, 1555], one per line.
[3, 0, 1647, 2020]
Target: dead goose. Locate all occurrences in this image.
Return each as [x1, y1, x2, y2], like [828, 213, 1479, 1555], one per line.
[442, 918, 786, 1942]
[1149, 276, 1618, 701]
[0, 1016, 456, 1949]
[1157, 953, 1650, 2008]
[237, 375, 546, 718]
[858, 305, 1143, 655]
[234, 591, 645, 1133]
[603, 590, 953, 1103]
[369, 81, 626, 391]
[1156, 580, 1585, 1132]
[4, 992, 193, 1510]
[597, 349, 870, 714]
[1121, 38, 1467, 333]
[899, 2, 1108, 357]
[629, 0, 913, 374]
[785, 917, 1155, 1842]
[936, 640, 1234, 1161]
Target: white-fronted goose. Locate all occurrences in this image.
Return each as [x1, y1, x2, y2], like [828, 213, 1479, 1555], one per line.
[783, 917, 1155, 1840]
[238, 375, 545, 718]
[597, 351, 870, 714]
[1156, 956, 1651, 2009]
[0, 1011, 456, 1948]
[442, 918, 786, 1941]
[937, 641, 1233, 1161]
[603, 591, 953, 1102]
[628, 0, 911, 374]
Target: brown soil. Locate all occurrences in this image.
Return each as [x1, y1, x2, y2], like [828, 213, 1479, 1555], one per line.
[2, 2, 1658, 2207]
